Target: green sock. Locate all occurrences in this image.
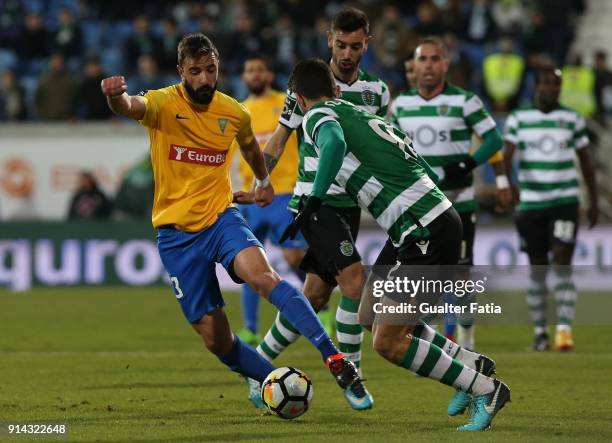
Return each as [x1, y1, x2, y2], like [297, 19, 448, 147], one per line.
[336, 295, 363, 369]
[399, 336, 493, 395]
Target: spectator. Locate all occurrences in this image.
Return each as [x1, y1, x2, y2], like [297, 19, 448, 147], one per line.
[226, 15, 265, 75]
[0, 0, 26, 49]
[443, 32, 472, 90]
[271, 14, 298, 77]
[482, 38, 525, 112]
[593, 50, 612, 124]
[18, 12, 50, 61]
[114, 156, 154, 218]
[67, 171, 113, 220]
[123, 15, 162, 74]
[490, 0, 525, 37]
[462, 0, 497, 44]
[158, 17, 181, 73]
[414, 1, 444, 36]
[373, 4, 416, 90]
[0, 68, 26, 120]
[560, 53, 596, 118]
[77, 56, 113, 120]
[34, 53, 77, 120]
[130, 54, 165, 94]
[52, 8, 83, 60]
[299, 14, 330, 60]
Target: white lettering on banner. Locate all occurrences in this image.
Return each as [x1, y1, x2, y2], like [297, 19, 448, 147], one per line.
[170, 144, 227, 166]
[115, 240, 162, 285]
[84, 240, 119, 283]
[0, 240, 31, 291]
[0, 227, 611, 291]
[34, 239, 80, 285]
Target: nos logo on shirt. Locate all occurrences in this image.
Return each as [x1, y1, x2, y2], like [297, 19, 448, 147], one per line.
[170, 144, 227, 166]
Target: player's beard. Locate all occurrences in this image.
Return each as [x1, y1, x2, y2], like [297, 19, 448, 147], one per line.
[183, 81, 217, 105]
[247, 81, 266, 96]
[336, 55, 361, 76]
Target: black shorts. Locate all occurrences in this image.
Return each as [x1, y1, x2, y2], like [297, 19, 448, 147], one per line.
[299, 205, 361, 285]
[458, 211, 476, 266]
[515, 203, 579, 257]
[374, 207, 462, 267]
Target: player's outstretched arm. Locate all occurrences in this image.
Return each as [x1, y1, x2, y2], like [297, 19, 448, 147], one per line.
[263, 124, 293, 174]
[503, 141, 519, 205]
[100, 76, 146, 121]
[576, 147, 599, 228]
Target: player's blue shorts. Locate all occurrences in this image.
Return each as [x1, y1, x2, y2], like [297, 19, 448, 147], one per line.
[157, 207, 263, 323]
[238, 193, 306, 249]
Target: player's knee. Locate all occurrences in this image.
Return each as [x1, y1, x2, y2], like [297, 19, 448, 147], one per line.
[337, 264, 364, 299]
[307, 291, 331, 311]
[282, 248, 304, 270]
[372, 329, 405, 363]
[247, 270, 281, 297]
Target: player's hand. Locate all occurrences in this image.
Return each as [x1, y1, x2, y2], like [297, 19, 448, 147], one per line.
[254, 183, 274, 207]
[443, 157, 477, 182]
[101, 75, 128, 97]
[587, 205, 599, 229]
[279, 196, 322, 243]
[495, 187, 513, 213]
[232, 191, 254, 204]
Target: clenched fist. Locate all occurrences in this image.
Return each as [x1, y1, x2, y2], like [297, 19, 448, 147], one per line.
[101, 76, 128, 97]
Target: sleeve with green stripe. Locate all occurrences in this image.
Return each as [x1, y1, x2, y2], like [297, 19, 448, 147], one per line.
[463, 92, 497, 137]
[503, 111, 519, 144]
[573, 114, 589, 150]
[310, 120, 347, 198]
[377, 80, 391, 117]
[463, 92, 503, 164]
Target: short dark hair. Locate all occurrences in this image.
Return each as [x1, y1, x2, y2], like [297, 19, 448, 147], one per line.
[406, 49, 415, 62]
[416, 36, 448, 58]
[243, 53, 272, 71]
[535, 66, 562, 85]
[288, 59, 335, 99]
[331, 7, 369, 34]
[177, 33, 219, 65]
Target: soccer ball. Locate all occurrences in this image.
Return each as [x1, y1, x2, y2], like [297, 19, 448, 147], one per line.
[261, 367, 313, 419]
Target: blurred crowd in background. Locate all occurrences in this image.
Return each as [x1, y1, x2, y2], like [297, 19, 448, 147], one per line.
[2, 0, 611, 124]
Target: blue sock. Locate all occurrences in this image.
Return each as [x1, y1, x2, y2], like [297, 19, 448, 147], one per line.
[241, 285, 259, 333]
[268, 280, 338, 361]
[218, 336, 274, 382]
[443, 292, 456, 337]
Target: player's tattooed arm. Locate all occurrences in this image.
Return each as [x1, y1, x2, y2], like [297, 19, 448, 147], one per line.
[264, 153, 279, 174]
[262, 124, 293, 174]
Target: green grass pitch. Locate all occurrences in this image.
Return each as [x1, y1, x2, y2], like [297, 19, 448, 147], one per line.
[1, 287, 611, 442]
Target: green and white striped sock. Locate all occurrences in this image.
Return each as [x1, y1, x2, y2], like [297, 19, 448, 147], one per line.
[412, 321, 480, 369]
[552, 268, 577, 328]
[526, 276, 548, 330]
[336, 295, 363, 370]
[256, 313, 300, 362]
[399, 336, 494, 396]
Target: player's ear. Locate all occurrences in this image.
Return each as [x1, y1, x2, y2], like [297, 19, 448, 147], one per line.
[364, 35, 372, 50]
[327, 30, 333, 49]
[334, 85, 341, 98]
[177, 64, 184, 81]
[442, 58, 450, 74]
